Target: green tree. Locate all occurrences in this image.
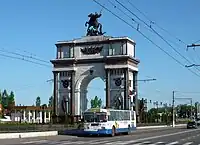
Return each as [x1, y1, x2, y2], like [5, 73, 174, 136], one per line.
[0, 91, 2, 104]
[176, 104, 195, 118]
[90, 96, 102, 108]
[36, 96, 41, 106]
[0, 91, 2, 117]
[48, 96, 53, 107]
[42, 104, 47, 107]
[7, 91, 15, 111]
[2, 89, 8, 108]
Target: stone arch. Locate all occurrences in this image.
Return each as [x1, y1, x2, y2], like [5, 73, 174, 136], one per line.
[74, 67, 105, 115]
[51, 36, 140, 123]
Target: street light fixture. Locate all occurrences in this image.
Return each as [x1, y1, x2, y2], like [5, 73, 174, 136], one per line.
[185, 64, 200, 68]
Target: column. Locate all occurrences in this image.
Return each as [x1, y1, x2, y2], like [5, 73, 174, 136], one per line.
[124, 68, 129, 110]
[44, 111, 47, 123]
[53, 71, 58, 117]
[28, 111, 31, 123]
[84, 90, 88, 111]
[106, 69, 111, 108]
[134, 71, 139, 122]
[80, 89, 87, 114]
[70, 71, 75, 115]
[14, 109, 17, 121]
[48, 112, 51, 122]
[33, 111, 36, 123]
[40, 111, 42, 123]
[132, 71, 136, 111]
[23, 110, 26, 122]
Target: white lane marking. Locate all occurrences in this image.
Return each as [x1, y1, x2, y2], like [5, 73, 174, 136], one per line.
[58, 141, 90, 145]
[130, 143, 143, 145]
[89, 140, 113, 144]
[22, 140, 48, 144]
[114, 128, 200, 144]
[105, 142, 114, 144]
[183, 142, 193, 145]
[148, 142, 165, 145]
[165, 141, 179, 145]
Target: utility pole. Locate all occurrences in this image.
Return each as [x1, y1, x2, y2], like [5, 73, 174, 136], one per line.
[172, 91, 175, 127]
[195, 102, 198, 120]
[190, 99, 193, 119]
[156, 101, 159, 123]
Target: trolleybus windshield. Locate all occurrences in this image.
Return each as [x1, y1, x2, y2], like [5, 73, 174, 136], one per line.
[83, 112, 107, 122]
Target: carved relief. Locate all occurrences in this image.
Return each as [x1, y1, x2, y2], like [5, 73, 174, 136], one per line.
[114, 78, 122, 86]
[81, 45, 103, 54]
[61, 80, 70, 88]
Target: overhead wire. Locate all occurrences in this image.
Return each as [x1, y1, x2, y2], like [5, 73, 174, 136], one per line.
[107, 0, 154, 33]
[127, 0, 187, 45]
[126, 0, 200, 68]
[111, 0, 200, 71]
[0, 48, 50, 64]
[193, 39, 200, 44]
[92, 0, 200, 78]
[12, 48, 38, 57]
[114, 0, 200, 73]
[0, 52, 51, 68]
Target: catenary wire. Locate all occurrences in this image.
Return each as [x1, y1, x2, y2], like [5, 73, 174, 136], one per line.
[114, 0, 200, 72]
[0, 52, 51, 68]
[0, 48, 50, 64]
[92, 0, 200, 78]
[127, 0, 187, 45]
[126, 0, 200, 65]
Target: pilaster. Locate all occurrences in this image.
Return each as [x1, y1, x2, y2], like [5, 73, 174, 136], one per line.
[124, 68, 129, 110]
[106, 69, 111, 108]
[70, 71, 75, 115]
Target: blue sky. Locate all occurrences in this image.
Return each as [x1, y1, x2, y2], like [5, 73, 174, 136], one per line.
[0, 0, 200, 108]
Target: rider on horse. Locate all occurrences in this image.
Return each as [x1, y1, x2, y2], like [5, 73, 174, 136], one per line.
[85, 12, 104, 36]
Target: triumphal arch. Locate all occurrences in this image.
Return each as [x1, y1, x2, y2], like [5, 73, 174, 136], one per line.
[50, 12, 140, 123]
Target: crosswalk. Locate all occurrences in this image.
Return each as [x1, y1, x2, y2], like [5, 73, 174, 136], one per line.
[21, 139, 199, 145]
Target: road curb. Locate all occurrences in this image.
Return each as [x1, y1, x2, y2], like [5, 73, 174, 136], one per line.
[137, 124, 186, 129]
[0, 131, 58, 139]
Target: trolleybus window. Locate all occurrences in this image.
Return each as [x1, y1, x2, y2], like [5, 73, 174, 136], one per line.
[83, 112, 106, 122]
[108, 110, 130, 121]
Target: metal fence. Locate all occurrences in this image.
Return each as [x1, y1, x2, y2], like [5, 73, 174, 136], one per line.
[0, 123, 79, 133]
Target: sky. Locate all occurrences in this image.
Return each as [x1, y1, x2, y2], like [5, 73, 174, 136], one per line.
[0, 0, 200, 109]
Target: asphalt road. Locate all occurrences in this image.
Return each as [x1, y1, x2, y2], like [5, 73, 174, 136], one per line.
[1, 126, 200, 145]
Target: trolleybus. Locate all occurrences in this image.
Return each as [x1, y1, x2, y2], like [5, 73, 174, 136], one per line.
[83, 108, 136, 136]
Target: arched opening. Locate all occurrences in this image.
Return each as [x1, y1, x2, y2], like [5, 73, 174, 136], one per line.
[78, 76, 106, 114]
[87, 77, 106, 109]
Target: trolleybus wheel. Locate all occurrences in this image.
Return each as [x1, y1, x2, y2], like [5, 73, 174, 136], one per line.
[124, 125, 131, 135]
[111, 126, 115, 137]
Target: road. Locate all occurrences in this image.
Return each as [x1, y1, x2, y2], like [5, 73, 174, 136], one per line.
[1, 127, 200, 145]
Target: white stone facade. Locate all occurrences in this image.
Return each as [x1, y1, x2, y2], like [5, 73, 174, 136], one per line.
[51, 35, 139, 117]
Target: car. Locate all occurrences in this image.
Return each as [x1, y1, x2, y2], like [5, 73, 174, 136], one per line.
[187, 121, 197, 129]
[196, 118, 200, 126]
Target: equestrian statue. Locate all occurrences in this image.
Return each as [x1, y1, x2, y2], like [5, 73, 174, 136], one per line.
[85, 12, 106, 36]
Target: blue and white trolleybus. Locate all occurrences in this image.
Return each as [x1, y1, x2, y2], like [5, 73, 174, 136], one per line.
[83, 108, 136, 136]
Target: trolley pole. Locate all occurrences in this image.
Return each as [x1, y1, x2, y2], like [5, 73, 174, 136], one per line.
[172, 91, 175, 127]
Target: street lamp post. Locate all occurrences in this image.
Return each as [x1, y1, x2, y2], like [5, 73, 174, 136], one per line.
[172, 91, 175, 127]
